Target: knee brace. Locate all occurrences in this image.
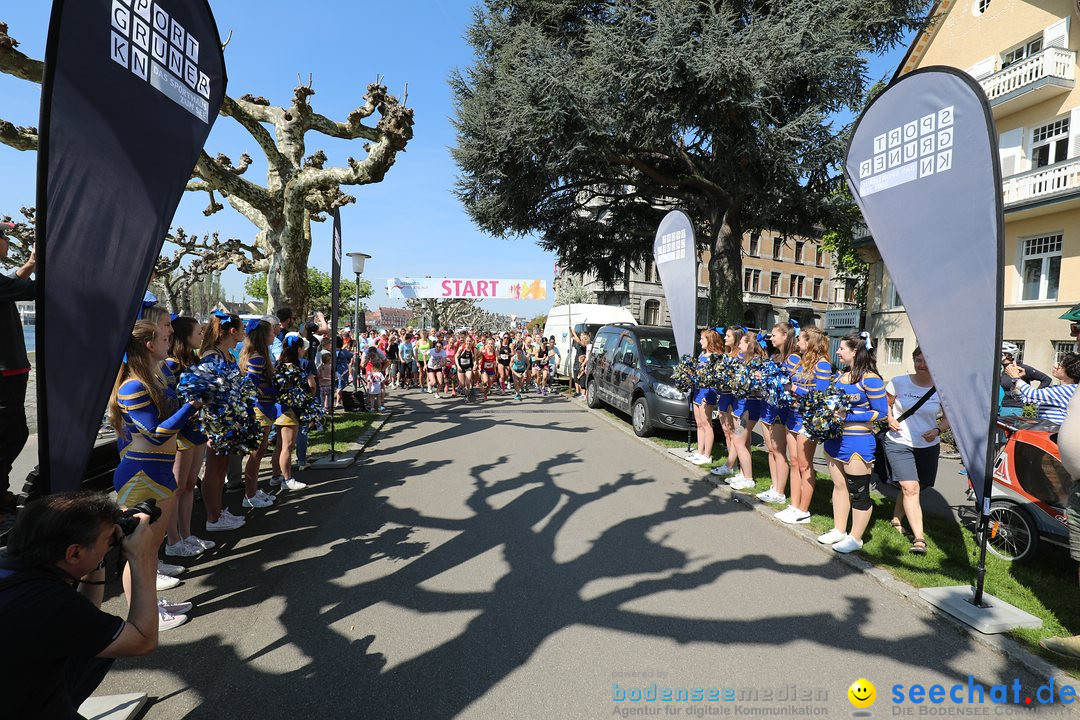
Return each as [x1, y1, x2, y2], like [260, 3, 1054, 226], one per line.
[845, 473, 873, 511]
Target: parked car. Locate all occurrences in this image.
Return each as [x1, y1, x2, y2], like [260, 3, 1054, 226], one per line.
[585, 325, 690, 436]
[543, 303, 637, 377]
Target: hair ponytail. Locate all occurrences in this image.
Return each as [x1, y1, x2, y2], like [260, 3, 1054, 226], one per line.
[842, 332, 879, 384]
[109, 319, 167, 435]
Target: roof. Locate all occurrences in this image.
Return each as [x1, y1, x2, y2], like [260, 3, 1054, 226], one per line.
[892, 1, 948, 82]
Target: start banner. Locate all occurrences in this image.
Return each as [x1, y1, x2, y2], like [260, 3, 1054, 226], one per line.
[387, 277, 547, 300]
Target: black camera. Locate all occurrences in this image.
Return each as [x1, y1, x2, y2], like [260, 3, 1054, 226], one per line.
[115, 499, 161, 537]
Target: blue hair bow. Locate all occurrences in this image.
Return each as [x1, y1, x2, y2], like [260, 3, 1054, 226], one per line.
[244, 318, 262, 334]
[211, 309, 229, 320]
[714, 326, 725, 335]
[788, 319, 801, 337]
[137, 290, 158, 320]
[738, 325, 748, 334]
[285, 335, 303, 349]
[169, 313, 179, 322]
[756, 331, 769, 350]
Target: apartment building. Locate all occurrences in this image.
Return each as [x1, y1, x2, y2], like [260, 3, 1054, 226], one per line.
[557, 230, 853, 331]
[858, 0, 1080, 374]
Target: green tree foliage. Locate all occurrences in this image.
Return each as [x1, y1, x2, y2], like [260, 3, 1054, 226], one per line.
[451, 0, 929, 324]
[244, 267, 371, 315]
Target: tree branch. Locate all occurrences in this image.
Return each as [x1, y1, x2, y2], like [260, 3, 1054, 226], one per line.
[0, 22, 44, 82]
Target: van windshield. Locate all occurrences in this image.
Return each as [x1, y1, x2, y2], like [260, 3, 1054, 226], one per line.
[639, 337, 679, 368]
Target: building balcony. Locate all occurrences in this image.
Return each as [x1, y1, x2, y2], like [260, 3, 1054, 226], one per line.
[1002, 157, 1080, 208]
[980, 47, 1075, 118]
[784, 297, 815, 310]
[825, 307, 862, 330]
[743, 290, 771, 305]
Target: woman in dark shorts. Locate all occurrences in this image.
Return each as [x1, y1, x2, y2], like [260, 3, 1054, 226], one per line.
[883, 346, 949, 555]
[497, 336, 512, 392]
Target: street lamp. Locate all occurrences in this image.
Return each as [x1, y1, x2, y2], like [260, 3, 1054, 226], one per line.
[346, 252, 371, 335]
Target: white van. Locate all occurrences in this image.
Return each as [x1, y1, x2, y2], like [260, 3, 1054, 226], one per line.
[543, 303, 637, 377]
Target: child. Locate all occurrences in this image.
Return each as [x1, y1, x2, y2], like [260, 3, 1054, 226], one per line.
[317, 349, 334, 411]
[367, 366, 386, 411]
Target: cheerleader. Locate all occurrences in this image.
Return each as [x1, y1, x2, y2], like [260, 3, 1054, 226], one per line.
[782, 325, 833, 523]
[764, 321, 798, 520]
[110, 310, 201, 628]
[238, 318, 280, 508]
[727, 332, 768, 493]
[198, 310, 247, 531]
[273, 335, 313, 491]
[710, 328, 752, 486]
[817, 332, 888, 553]
[689, 328, 724, 466]
[162, 315, 215, 558]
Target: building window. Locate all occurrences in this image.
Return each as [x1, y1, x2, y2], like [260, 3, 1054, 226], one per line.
[1003, 340, 1026, 365]
[643, 299, 660, 326]
[743, 268, 761, 292]
[1054, 340, 1077, 366]
[1020, 233, 1062, 301]
[772, 237, 784, 261]
[886, 338, 904, 365]
[748, 233, 760, 258]
[833, 278, 857, 304]
[770, 272, 783, 297]
[813, 277, 823, 300]
[1032, 119, 1069, 168]
[1001, 37, 1042, 68]
[971, 0, 990, 15]
[794, 241, 805, 264]
[788, 275, 805, 298]
[643, 257, 655, 282]
[815, 248, 824, 267]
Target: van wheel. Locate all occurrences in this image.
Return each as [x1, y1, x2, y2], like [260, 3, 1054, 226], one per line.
[986, 501, 1038, 563]
[587, 379, 602, 409]
[632, 396, 653, 437]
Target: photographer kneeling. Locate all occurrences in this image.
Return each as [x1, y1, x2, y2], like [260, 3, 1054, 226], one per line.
[0, 492, 161, 719]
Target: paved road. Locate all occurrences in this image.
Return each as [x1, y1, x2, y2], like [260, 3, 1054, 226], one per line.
[92, 389, 1049, 719]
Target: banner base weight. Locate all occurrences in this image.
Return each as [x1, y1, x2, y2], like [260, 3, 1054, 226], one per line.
[78, 693, 147, 720]
[308, 454, 354, 470]
[919, 585, 1042, 634]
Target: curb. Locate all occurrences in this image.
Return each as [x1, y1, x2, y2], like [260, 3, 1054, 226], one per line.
[573, 397, 1074, 689]
[308, 412, 392, 469]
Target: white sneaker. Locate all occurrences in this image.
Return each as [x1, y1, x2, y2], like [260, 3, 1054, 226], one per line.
[206, 513, 244, 532]
[185, 535, 215, 551]
[156, 572, 181, 591]
[157, 560, 185, 577]
[255, 489, 277, 503]
[434, 391, 441, 399]
[689, 453, 712, 466]
[158, 597, 193, 615]
[270, 475, 284, 487]
[780, 508, 812, 525]
[728, 474, 756, 490]
[243, 493, 274, 509]
[711, 465, 735, 477]
[281, 477, 307, 491]
[757, 489, 785, 504]
[165, 539, 202, 557]
[817, 529, 847, 545]
[773, 505, 795, 520]
[158, 607, 188, 631]
[832, 536, 864, 554]
[221, 508, 245, 523]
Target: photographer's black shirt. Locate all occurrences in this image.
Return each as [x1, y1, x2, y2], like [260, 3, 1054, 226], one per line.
[0, 567, 124, 719]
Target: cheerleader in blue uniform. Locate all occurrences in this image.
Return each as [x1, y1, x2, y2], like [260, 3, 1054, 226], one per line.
[272, 335, 314, 490]
[162, 316, 215, 558]
[721, 331, 768, 491]
[764, 321, 798, 518]
[781, 326, 833, 524]
[238, 318, 280, 509]
[712, 327, 749, 482]
[688, 328, 723, 466]
[198, 310, 247, 532]
[817, 332, 888, 553]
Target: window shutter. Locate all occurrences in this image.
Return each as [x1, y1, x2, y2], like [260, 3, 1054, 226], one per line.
[1044, 17, 1070, 48]
[967, 56, 997, 80]
[998, 127, 1024, 177]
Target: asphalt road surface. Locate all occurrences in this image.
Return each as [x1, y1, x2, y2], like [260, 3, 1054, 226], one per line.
[95, 389, 1054, 719]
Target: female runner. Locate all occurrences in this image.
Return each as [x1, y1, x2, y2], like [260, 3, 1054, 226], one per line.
[456, 339, 475, 400]
[816, 332, 888, 553]
[510, 344, 530, 400]
[481, 339, 499, 400]
[497, 336, 512, 392]
[426, 341, 446, 398]
[444, 337, 458, 397]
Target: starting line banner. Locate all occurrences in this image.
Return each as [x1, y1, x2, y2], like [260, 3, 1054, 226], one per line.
[387, 277, 547, 300]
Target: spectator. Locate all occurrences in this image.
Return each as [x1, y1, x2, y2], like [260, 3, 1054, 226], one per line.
[334, 335, 354, 405]
[1003, 353, 1079, 425]
[0, 492, 162, 719]
[0, 221, 34, 533]
[317, 350, 334, 411]
[884, 346, 949, 555]
[999, 342, 1051, 417]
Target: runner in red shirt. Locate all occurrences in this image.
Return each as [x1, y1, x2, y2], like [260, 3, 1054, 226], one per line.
[480, 339, 498, 401]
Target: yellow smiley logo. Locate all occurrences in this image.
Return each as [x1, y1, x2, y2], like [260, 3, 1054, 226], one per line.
[848, 678, 876, 709]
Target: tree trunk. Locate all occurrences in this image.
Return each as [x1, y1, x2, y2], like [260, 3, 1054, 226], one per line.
[707, 200, 745, 326]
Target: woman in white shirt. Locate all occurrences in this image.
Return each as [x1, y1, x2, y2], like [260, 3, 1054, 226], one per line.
[883, 346, 950, 555]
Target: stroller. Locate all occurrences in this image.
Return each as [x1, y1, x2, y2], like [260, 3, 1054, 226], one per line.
[971, 416, 1071, 562]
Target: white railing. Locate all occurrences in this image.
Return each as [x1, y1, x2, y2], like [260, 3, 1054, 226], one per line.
[825, 308, 861, 329]
[1002, 157, 1080, 205]
[980, 47, 1075, 102]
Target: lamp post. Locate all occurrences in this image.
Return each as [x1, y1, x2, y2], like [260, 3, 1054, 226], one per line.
[346, 252, 371, 336]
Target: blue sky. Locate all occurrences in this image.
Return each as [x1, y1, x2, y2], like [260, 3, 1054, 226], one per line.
[0, 2, 912, 321]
